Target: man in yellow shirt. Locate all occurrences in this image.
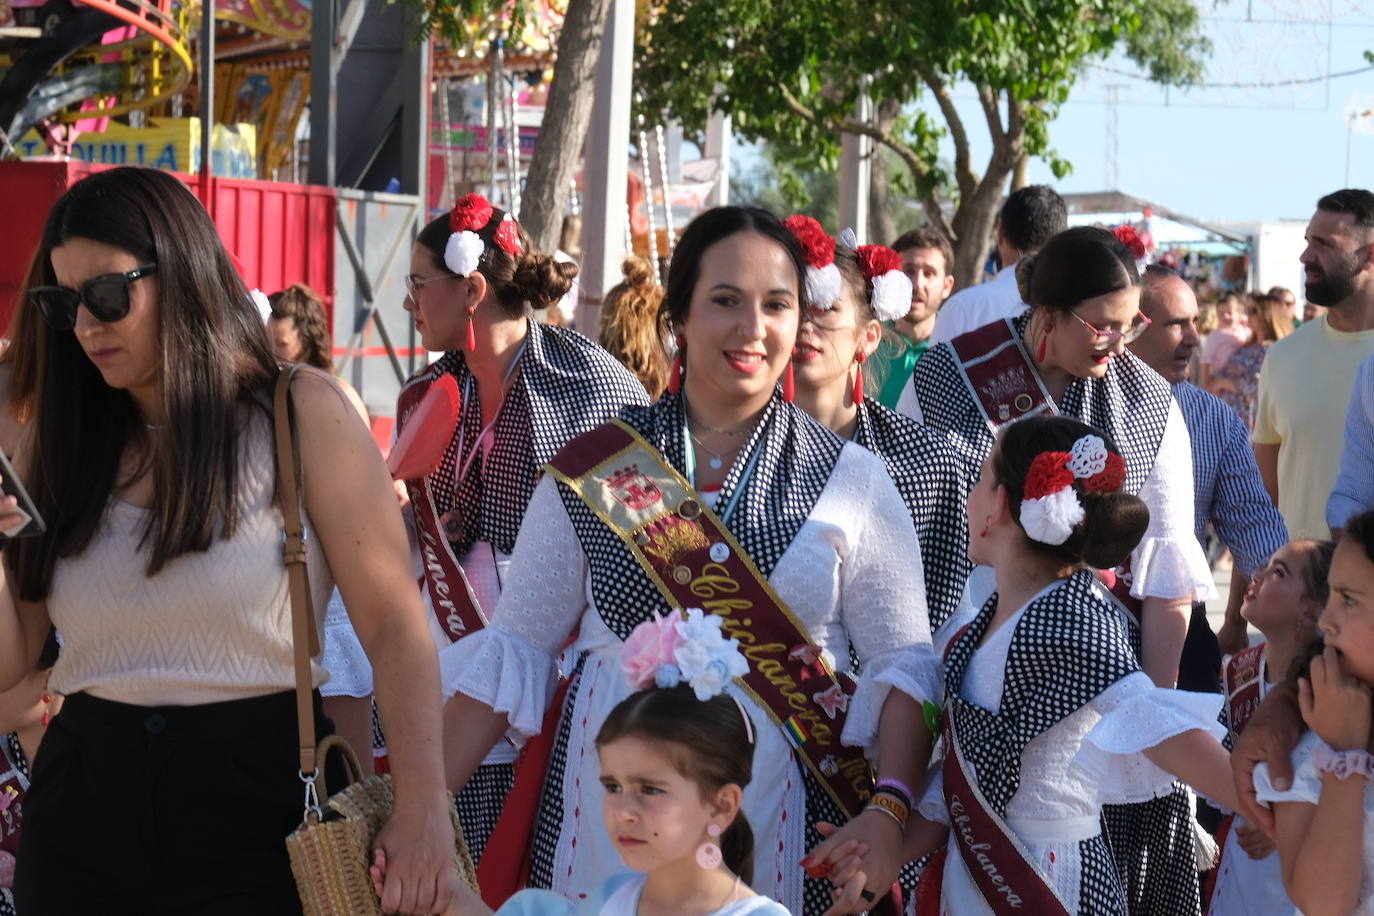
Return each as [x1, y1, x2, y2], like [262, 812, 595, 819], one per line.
[1253, 189, 1374, 538]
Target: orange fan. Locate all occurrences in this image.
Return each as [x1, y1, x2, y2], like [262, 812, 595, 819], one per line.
[387, 374, 461, 481]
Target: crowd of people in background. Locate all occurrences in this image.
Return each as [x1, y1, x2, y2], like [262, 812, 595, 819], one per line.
[0, 166, 1373, 916]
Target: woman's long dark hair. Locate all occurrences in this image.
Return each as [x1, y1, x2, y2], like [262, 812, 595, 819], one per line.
[7, 167, 278, 597]
[598, 685, 757, 883]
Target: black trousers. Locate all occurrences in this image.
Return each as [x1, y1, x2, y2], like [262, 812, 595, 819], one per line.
[1177, 601, 1223, 695]
[15, 689, 338, 915]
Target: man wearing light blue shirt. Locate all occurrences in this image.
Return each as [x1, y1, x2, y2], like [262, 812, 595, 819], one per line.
[1328, 351, 1374, 535]
[1129, 265, 1287, 680]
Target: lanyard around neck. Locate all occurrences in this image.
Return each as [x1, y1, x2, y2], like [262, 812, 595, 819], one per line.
[682, 415, 764, 526]
[453, 336, 529, 486]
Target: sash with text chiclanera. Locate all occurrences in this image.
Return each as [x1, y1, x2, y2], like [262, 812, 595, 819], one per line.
[546, 419, 875, 817]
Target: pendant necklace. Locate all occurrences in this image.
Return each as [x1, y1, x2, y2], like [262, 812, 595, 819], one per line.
[689, 431, 736, 470]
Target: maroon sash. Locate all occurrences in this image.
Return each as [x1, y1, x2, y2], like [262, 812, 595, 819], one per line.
[547, 420, 874, 816]
[1224, 643, 1265, 738]
[949, 319, 1054, 433]
[396, 374, 487, 643]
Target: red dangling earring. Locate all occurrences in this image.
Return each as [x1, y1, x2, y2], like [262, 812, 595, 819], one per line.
[782, 358, 796, 403]
[667, 335, 684, 395]
[465, 303, 478, 353]
[852, 352, 867, 406]
[1036, 327, 1049, 363]
[41, 693, 51, 727]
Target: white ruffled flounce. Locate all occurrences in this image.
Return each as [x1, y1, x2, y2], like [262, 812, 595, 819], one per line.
[841, 645, 941, 758]
[1129, 535, 1218, 603]
[320, 589, 375, 698]
[1075, 673, 1225, 804]
[438, 627, 560, 743]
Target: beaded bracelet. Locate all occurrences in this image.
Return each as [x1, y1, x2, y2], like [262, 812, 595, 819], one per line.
[865, 792, 909, 829]
[1313, 744, 1374, 781]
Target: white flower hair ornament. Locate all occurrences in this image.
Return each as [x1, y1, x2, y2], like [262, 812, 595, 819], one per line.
[783, 214, 842, 310]
[622, 608, 750, 702]
[856, 244, 913, 322]
[443, 193, 524, 278]
[249, 289, 271, 325]
[1019, 434, 1128, 546]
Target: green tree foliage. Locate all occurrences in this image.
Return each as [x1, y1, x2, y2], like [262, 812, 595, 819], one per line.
[636, 0, 1210, 288]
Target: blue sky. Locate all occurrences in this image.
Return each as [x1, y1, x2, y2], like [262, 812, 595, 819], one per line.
[734, 2, 1374, 226]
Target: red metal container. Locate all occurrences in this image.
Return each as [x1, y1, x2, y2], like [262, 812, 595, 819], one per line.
[0, 161, 337, 331]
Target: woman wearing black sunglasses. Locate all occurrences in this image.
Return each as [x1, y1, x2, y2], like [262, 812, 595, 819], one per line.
[0, 166, 455, 914]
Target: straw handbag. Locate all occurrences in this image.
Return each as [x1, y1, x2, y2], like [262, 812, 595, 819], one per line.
[271, 366, 478, 915]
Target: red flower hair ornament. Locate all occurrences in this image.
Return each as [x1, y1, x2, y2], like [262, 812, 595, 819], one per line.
[444, 193, 522, 276]
[1112, 224, 1150, 275]
[855, 243, 912, 322]
[1019, 434, 1126, 545]
[784, 215, 842, 310]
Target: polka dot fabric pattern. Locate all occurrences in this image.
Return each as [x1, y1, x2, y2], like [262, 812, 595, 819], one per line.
[910, 313, 1173, 496]
[528, 656, 585, 892]
[854, 399, 971, 630]
[552, 392, 844, 640]
[454, 762, 516, 865]
[1101, 787, 1202, 916]
[1078, 834, 1130, 916]
[943, 571, 1140, 816]
[412, 320, 649, 557]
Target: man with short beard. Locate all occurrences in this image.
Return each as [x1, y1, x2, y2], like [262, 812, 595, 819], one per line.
[872, 227, 955, 408]
[1253, 188, 1374, 538]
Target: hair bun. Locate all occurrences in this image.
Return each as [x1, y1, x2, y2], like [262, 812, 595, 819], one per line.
[621, 256, 657, 290]
[512, 253, 577, 310]
[1078, 491, 1150, 570]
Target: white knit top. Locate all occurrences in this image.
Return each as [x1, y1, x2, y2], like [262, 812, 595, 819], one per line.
[47, 414, 336, 706]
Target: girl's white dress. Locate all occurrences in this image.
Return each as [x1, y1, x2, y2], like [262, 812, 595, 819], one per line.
[917, 587, 1227, 914]
[1255, 730, 1374, 915]
[1207, 663, 1298, 916]
[497, 874, 791, 915]
[440, 442, 940, 915]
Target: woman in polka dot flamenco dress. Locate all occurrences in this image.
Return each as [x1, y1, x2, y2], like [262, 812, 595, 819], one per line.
[320, 193, 648, 869]
[436, 206, 942, 916]
[784, 217, 969, 632]
[899, 416, 1236, 915]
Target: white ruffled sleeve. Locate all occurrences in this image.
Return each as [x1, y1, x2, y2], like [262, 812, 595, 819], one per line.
[437, 474, 591, 742]
[838, 446, 942, 755]
[320, 589, 375, 697]
[1254, 730, 1327, 807]
[1129, 401, 1217, 602]
[1072, 671, 1226, 804]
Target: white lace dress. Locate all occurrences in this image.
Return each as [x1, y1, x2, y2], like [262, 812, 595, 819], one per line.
[917, 599, 1227, 914]
[1255, 730, 1374, 915]
[439, 443, 940, 913]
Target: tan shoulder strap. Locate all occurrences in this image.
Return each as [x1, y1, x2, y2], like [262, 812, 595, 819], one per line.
[273, 366, 321, 779]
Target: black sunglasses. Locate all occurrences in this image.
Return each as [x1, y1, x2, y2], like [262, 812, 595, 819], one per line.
[28, 265, 158, 330]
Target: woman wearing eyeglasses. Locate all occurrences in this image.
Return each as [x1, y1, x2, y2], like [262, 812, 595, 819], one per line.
[367, 195, 647, 870]
[897, 225, 1216, 916]
[4, 166, 455, 913]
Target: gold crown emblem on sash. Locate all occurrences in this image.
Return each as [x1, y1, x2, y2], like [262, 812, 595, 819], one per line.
[643, 517, 709, 568]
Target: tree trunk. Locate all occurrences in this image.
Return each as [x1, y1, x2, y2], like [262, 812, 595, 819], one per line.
[518, 0, 614, 252]
[867, 98, 901, 244]
[944, 90, 1022, 292]
[1012, 151, 1029, 190]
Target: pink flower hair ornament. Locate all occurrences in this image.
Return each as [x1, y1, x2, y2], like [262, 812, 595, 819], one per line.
[621, 608, 750, 702]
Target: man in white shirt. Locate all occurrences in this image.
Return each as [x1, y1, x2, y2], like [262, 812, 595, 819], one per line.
[929, 184, 1067, 344]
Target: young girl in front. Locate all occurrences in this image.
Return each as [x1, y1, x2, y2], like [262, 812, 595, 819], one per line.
[1208, 538, 1334, 916]
[1257, 509, 1374, 915]
[886, 415, 1239, 914]
[374, 610, 796, 915]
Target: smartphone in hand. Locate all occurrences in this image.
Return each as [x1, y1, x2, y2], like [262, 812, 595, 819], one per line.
[0, 450, 44, 540]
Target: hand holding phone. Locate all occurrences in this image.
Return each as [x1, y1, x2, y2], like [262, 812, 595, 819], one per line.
[0, 450, 44, 541]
